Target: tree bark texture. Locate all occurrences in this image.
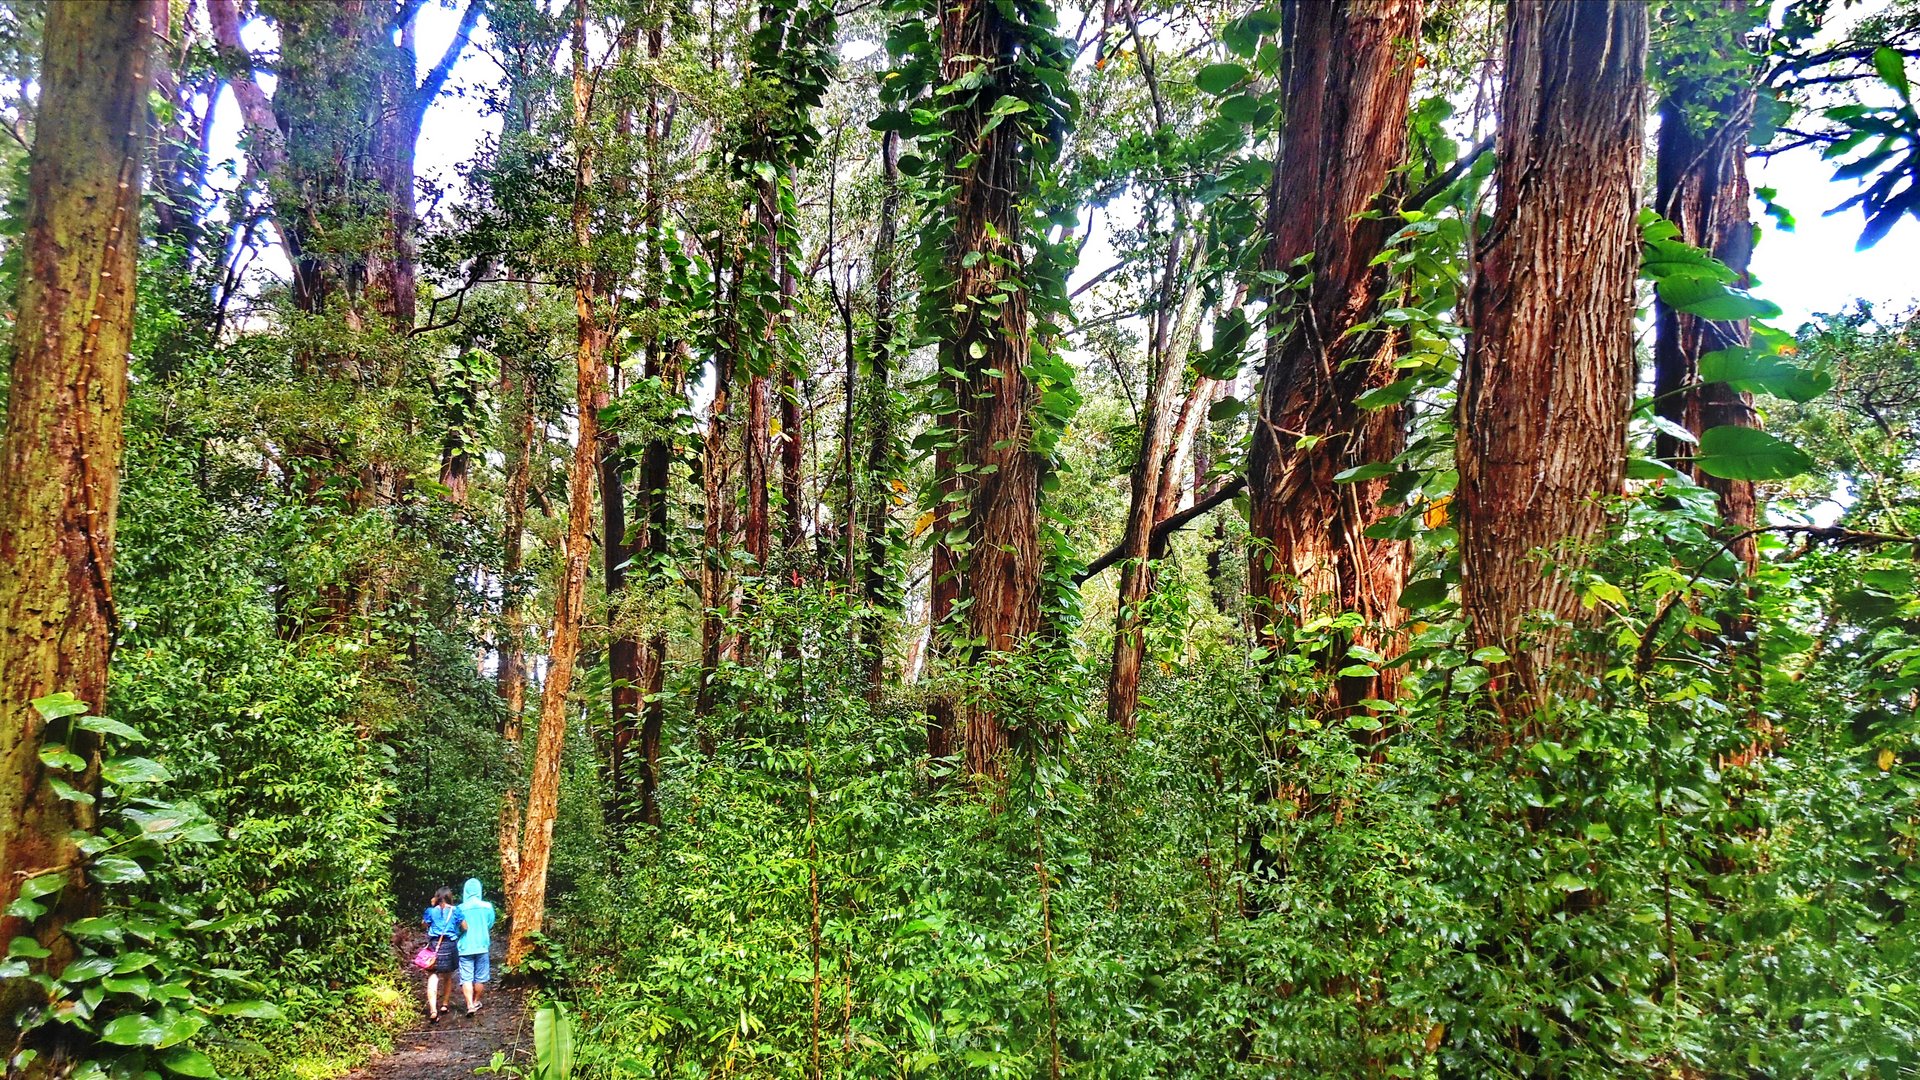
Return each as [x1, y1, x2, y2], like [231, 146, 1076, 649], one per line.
[636, 26, 675, 826]
[507, 1, 606, 964]
[1245, 0, 1419, 715]
[0, 0, 153, 1042]
[497, 352, 539, 742]
[600, 362, 640, 828]
[1653, 42, 1760, 572]
[862, 128, 904, 698]
[937, 0, 1048, 781]
[697, 259, 743, 723]
[1458, 0, 1647, 717]
[1107, 230, 1205, 733]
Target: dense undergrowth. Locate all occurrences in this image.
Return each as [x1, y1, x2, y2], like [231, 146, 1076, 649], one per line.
[524, 496, 1918, 1078]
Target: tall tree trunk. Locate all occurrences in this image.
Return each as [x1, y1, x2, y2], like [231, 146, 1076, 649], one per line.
[494, 330, 539, 919]
[498, 360, 539, 741]
[0, 0, 152, 1051]
[861, 128, 903, 699]
[1458, 0, 1647, 720]
[600, 363, 639, 829]
[938, 0, 1047, 781]
[507, 0, 607, 965]
[1108, 228, 1204, 733]
[742, 180, 777, 578]
[1245, 0, 1419, 717]
[635, 23, 674, 828]
[1654, 22, 1760, 572]
[210, 0, 477, 614]
[697, 257, 743, 723]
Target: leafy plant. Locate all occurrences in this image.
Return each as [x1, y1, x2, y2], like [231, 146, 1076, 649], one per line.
[4, 696, 282, 1079]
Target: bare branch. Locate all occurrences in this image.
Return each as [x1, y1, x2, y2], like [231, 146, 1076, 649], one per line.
[415, 0, 486, 125]
[207, 0, 285, 179]
[1077, 475, 1248, 583]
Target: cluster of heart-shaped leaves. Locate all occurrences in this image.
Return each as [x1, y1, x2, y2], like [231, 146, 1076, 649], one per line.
[5, 693, 282, 1079]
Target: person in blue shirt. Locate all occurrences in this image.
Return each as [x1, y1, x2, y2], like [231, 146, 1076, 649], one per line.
[456, 877, 497, 1016]
[421, 886, 465, 1022]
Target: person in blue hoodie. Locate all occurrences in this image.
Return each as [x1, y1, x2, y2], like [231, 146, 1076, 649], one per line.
[456, 877, 497, 1016]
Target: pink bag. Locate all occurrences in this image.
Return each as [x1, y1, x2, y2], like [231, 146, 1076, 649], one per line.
[412, 942, 438, 970]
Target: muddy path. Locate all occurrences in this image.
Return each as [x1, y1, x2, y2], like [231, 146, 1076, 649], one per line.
[347, 938, 529, 1080]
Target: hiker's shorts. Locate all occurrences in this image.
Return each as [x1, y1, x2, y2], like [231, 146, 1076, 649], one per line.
[459, 952, 491, 985]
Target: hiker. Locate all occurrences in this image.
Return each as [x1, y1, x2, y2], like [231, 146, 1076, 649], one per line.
[421, 886, 465, 1022]
[456, 877, 497, 1016]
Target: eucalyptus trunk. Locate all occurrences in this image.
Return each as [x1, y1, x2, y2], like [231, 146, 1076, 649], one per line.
[1246, 0, 1419, 715]
[1458, 0, 1647, 721]
[507, 0, 607, 964]
[1654, 17, 1760, 572]
[935, 0, 1048, 781]
[0, 0, 152, 1052]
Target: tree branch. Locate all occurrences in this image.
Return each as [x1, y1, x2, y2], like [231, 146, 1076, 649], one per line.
[415, 0, 486, 125]
[1076, 474, 1247, 583]
[207, 0, 285, 179]
[1403, 135, 1493, 216]
[1634, 523, 1918, 674]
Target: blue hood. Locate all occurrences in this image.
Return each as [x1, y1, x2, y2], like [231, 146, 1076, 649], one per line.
[462, 877, 484, 903]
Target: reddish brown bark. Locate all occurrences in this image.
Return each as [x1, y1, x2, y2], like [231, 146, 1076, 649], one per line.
[0, 0, 152, 1048]
[697, 256, 743, 722]
[1458, 0, 1647, 717]
[1108, 231, 1204, 733]
[1244, 0, 1419, 716]
[1654, 31, 1760, 572]
[936, 0, 1047, 781]
[506, 0, 609, 964]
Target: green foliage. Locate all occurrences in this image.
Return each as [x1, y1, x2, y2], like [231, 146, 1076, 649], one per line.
[532, 505, 1918, 1078]
[1822, 46, 1920, 248]
[3, 702, 283, 1079]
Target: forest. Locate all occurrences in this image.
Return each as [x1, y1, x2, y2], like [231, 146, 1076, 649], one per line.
[0, 0, 1918, 1076]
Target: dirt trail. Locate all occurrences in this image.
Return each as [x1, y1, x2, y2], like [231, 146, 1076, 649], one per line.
[347, 939, 528, 1080]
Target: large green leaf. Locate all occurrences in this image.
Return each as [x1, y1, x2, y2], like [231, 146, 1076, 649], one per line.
[99, 1013, 165, 1046]
[534, 1001, 576, 1080]
[1397, 578, 1450, 611]
[1874, 45, 1911, 102]
[1656, 274, 1783, 321]
[1694, 425, 1813, 481]
[88, 855, 147, 885]
[100, 756, 171, 787]
[161, 1049, 218, 1078]
[31, 693, 89, 721]
[1697, 346, 1832, 403]
[1195, 63, 1247, 95]
[76, 715, 146, 743]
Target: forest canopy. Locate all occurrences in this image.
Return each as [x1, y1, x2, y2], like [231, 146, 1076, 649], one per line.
[1, 0, 1919, 1077]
